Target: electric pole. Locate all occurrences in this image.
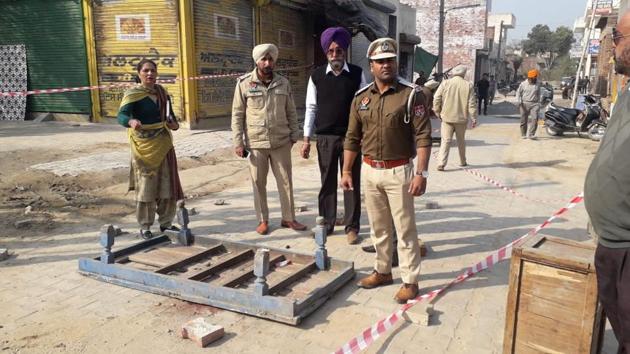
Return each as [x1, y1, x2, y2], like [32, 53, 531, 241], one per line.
[438, 0, 445, 73]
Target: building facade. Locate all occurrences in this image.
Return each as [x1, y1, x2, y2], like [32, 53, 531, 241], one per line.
[486, 13, 516, 82]
[403, 0, 492, 82]
[1, 0, 413, 127]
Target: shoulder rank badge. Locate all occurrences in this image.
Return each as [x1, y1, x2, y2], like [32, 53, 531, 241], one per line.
[414, 105, 425, 117]
[359, 96, 370, 111]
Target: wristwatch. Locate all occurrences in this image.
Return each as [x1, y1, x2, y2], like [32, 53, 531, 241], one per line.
[415, 170, 429, 178]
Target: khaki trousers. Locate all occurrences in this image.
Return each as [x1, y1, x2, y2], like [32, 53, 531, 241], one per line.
[137, 198, 177, 230]
[249, 143, 295, 222]
[438, 122, 467, 167]
[362, 162, 421, 284]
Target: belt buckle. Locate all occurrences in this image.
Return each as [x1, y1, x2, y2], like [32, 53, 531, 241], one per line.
[373, 160, 385, 169]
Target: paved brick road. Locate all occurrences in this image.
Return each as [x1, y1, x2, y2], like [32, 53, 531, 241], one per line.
[0, 114, 618, 353]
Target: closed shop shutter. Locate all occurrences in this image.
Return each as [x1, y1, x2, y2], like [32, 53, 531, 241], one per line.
[259, 4, 308, 110]
[193, 0, 254, 119]
[92, 0, 182, 120]
[0, 0, 91, 114]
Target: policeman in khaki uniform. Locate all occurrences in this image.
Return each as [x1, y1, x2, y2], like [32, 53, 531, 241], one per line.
[232, 43, 307, 235]
[340, 38, 432, 303]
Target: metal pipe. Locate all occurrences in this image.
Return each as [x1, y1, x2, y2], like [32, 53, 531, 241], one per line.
[572, 0, 598, 108]
[438, 0, 445, 73]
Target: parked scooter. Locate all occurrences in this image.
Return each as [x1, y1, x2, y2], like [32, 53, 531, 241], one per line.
[544, 94, 608, 141]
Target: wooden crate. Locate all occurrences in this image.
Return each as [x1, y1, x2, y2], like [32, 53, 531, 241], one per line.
[503, 234, 605, 354]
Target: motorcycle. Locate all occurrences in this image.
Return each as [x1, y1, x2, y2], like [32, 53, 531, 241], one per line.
[544, 94, 608, 141]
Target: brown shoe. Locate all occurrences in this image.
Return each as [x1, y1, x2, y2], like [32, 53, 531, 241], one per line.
[394, 283, 419, 304]
[357, 270, 393, 289]
[256, 221, 269, 235]
[281, 220, 307, 231]
[436, 165, 445, 171]
[346, 230, 360, 245]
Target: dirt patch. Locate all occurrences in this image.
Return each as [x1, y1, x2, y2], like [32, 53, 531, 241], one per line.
[0, 146, 248, 238]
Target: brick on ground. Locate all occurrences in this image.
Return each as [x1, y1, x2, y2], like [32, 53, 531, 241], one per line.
[180, 317, 224, 347]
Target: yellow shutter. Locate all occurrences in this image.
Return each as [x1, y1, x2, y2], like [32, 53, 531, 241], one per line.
[92, 0, 182, 120]
[193, 0, 254, 119]
[259, 4, 308, 109]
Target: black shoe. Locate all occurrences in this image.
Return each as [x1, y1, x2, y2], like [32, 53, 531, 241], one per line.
[140, 229, 153, 240]
[160, 225, 180, 232]
[361, 244, 376, 253]
[361, 244, 399, 267]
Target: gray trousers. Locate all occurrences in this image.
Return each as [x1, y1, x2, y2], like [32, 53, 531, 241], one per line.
[520, 102, 540, 137]
[137, 199, 177, 230]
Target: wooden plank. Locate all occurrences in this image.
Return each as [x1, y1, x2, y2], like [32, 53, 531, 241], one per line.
[155, 244, 224, 274]
[517, 292, 584, 328]
[514, 310, 580, 353]
[268, 262, 316, 294]
[519, 262, 588, 309]
[128, 249, 184, 268]
[503, 256, 524, 354]
[520, 235, 595, 272]
[220, 254, 285, 288]
[159, 245, 208, 257]
[188, 249, 254, 281]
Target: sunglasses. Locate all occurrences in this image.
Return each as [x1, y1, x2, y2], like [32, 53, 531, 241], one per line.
[612, 27, 630, 45]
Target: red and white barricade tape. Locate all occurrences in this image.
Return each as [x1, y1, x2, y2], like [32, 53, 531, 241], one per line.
[0, 64, 313, 97]
[333, 192, 584, 354]
[462, 167, 568, 204]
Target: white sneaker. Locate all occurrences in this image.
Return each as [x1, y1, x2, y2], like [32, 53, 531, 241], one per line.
[528, 136, 537, 140]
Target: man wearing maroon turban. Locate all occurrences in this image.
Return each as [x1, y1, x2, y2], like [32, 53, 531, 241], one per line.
[301, 26, 366, 245]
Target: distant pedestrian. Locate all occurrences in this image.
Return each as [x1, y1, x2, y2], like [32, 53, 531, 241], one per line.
[488, 75, 497, 105]
[231, 43, 306, 235]
[584, 11, 630, 352]
[433, 65, 477, 171]
[476, 73, 490, 115]
[117, 59, 184, 240]
[516, 69, 542, 140]
[301, 26, 366, 244]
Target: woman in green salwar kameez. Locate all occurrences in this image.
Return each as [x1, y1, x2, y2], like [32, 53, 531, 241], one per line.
[117, 59, 184, 239]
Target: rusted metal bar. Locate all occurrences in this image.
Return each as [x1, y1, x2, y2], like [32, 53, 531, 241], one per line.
[155, 244, 224, 274]
[220, 254, 285, 288]
[268, 262, 316, 295]
[187, 249, 254, 281]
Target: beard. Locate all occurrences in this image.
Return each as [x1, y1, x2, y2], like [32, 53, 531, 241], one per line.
[329, 59, 344, 71]
[614, 47, 630, 76]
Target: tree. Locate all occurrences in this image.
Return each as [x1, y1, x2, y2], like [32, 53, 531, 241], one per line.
[506, 54, 523, 82]
[523, 25, 575, 70]
[546, 55, 578, 81]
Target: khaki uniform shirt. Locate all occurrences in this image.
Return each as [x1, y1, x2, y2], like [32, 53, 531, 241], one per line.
[231, 69, 300, 149]
[344, 80, 432, 160]
[433, 76, 477, 124]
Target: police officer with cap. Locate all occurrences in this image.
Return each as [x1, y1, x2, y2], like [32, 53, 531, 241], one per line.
[340, 38, 432, 303]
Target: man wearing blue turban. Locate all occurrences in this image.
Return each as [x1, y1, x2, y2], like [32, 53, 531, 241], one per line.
[300, 27, 366, 245]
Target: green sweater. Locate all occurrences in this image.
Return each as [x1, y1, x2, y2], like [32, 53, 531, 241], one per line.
[584, 87, 630, 248]
[117, 96, 162, 127]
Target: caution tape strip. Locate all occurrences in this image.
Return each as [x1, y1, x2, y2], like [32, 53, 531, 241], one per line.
[462, 167, 568, 204]
[0, 64, 313, 97]
[332, 192, 584, 354]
